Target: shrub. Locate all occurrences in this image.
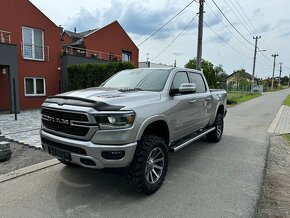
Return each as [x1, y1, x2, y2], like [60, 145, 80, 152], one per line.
[227, 99, 237, 105]
[67, 62, 134, 91]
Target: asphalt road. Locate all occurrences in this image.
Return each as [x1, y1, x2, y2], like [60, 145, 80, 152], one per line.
[1, 89, 289, 218]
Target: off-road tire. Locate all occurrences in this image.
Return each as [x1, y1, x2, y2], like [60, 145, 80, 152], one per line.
[58, 159, 79, 167]
[128, 135, 168, 194]
[206, 113, 224, 142]
[0, 150, 12, 162]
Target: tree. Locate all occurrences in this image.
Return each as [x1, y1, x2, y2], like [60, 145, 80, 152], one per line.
[214, 64, 228, 89]
[185, 58, 217, 88]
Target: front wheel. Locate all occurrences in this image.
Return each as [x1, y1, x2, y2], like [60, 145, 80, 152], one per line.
[128, 135, 168, 194]
[206, 113, 224, 142]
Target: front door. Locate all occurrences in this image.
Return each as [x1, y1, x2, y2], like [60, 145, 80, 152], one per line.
[169, 71, 197, 140]
[0, 65, 10, 111]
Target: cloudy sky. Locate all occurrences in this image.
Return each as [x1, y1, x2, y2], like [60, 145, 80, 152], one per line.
[30, 0, 290, 78]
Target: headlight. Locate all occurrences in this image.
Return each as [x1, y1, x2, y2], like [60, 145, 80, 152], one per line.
[94, 112, 135, 130]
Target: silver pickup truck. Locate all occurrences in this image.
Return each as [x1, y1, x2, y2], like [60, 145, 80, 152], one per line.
[40, 67, 227, 194]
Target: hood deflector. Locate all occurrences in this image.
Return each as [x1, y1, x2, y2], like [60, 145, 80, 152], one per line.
[45, 96, 124, 111]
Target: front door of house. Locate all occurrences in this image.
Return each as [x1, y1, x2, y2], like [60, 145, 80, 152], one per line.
[0, 65, 10, 112]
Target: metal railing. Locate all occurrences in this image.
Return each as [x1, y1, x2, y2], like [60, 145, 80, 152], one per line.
[0, 30, 12, 44]
[21, 42, 49, 61]
[62, 46, 124, 62]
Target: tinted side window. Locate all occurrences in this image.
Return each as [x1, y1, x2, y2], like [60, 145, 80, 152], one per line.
[189, 72, 206, 93]
[172, 72, 189, 89]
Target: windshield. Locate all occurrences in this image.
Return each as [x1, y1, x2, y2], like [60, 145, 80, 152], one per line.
[102, 69, 171, 91]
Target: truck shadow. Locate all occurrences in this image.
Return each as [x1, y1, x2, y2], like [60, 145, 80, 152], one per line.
[55, 134, 261, 216]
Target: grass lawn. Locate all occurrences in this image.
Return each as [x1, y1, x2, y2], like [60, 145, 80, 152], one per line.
[227, 92, 262, 106]
[282, 134, 290, 146]
[283, 95, 290, 106]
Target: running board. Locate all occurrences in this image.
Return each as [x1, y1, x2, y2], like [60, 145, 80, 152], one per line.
[169, 127, 216, 152]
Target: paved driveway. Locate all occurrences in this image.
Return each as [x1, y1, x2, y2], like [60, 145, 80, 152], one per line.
[0, 89, 289, 217]
[0, 110, 41, 148]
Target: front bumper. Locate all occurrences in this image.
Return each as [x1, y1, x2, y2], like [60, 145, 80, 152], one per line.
[40, 130, 137, 169]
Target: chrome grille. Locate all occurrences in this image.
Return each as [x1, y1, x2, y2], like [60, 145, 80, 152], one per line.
[41, 108, 90, 137]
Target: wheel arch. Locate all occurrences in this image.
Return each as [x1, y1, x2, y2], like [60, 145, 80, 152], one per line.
[136, 115, 170, 145]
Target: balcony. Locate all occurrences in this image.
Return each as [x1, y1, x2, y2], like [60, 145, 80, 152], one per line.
[0, 30, 12, 44]
[21, 42, 49, 61]
[62, 46, 123, 62]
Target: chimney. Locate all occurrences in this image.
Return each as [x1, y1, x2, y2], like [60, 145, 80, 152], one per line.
[58, 25, 64, 36]
[74, 27, 77, 33]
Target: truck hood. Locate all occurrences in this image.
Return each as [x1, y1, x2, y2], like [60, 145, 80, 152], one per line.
[48, 87, 161, 110]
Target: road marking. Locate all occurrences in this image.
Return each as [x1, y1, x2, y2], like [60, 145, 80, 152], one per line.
[267, 105, 285, 133]
[0, 159, 60, 183]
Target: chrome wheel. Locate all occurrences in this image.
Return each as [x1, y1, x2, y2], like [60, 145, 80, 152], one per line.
[145, 147, 164, 184]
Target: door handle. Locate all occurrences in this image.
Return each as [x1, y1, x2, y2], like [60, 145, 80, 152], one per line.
[206, 97, 211, 100]
[189, 99, 196, 104]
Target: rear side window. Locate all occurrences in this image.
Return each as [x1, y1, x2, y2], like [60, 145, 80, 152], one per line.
[189, 72, 206, 93]
[172, 72, 189, 89]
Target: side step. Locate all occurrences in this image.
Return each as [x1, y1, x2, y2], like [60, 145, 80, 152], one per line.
[169, 127, 215, 152]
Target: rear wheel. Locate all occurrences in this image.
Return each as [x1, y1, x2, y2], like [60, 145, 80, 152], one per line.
[128, 135, 168, 194]
[206, 113, 224, 142]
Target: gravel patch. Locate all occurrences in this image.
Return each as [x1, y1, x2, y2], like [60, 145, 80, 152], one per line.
[0, 141, 53, 175]
[256, 135, 290, 217]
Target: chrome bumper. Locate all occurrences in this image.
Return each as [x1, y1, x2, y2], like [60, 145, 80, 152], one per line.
[40, 130, 137, 169]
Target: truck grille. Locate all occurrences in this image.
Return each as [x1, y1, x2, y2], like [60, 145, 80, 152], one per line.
[41, 108, 90, 137]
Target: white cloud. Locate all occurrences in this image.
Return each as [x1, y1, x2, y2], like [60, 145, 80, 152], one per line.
[30, 0, 290, 77]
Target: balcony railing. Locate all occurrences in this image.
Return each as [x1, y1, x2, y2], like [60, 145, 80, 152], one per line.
[21, 42, 49, 61]
[0, 30, 12, 44]
[62, 46, 124, 62]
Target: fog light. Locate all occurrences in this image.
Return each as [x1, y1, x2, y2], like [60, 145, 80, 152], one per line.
[101, 151, 125, 160]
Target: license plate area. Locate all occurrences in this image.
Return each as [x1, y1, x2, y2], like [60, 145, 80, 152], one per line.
[48, 146, 71, 161]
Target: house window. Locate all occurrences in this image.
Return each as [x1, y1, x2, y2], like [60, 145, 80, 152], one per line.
[122, 51, 131, 62]
[22, 27, 44, 60]
[24, 78, 46, 96]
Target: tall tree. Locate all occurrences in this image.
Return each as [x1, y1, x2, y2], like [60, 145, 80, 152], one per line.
[185, 58, 217, 88]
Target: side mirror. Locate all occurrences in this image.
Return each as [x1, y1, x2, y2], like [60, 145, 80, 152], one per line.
[179, 83, 196, 94]
[170, 83, 196, 95]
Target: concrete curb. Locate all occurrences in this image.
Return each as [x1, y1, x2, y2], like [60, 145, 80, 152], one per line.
[0, 159, 60, 183]
[267, 105, 284, 133]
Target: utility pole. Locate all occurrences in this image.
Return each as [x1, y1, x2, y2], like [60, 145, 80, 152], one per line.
[146, 53, 150, 68]
[278, 62, 283, 86]
[251, 36, 261, 91]
[271, 54, 279, 90]
[196, 0, 204, 70]
[288, 72, 290, 87]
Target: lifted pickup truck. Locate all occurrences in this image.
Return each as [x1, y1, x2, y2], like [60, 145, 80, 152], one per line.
[41, 68, 227, 194]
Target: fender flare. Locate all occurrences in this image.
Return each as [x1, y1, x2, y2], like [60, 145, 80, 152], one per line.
[135, 115, 171, 142]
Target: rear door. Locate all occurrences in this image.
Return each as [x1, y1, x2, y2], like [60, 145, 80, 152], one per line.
[188, 72, 212, 130]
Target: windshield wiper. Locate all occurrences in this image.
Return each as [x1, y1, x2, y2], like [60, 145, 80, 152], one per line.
[118, 87, 144, 92]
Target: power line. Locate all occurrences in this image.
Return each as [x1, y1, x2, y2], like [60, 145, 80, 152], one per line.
[137, 0, 197, 47]
[203, 21, 252, 59]
[232, 0, 275, 54]
[152, 14, 198, 61]
[204, 1, 252, 51]
[223, 0, 254, 37]
[211, 0, 254, 47]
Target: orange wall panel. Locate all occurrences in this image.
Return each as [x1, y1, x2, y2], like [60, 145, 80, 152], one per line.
[0, 0, 61, 110]
[84, 21, 139, 68]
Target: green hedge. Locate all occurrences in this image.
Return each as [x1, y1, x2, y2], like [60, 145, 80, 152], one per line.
[67, 62, 134, 91]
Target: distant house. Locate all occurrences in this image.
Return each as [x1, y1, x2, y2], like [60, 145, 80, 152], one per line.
[60, 21, 138, 91]
[226, 70, 258, 88]
[0, 0, 61, 112]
